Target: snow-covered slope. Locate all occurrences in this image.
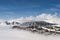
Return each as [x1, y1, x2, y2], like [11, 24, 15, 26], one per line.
[0, 24, 60, 40]
[0, 23, 60, 40]
[0, 13, 60, 40]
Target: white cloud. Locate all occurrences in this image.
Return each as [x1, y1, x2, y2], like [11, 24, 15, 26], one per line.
[8, 13, 60, 26]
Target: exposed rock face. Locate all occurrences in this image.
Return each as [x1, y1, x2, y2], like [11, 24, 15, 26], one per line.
[12, 21, 59, 34]
[5, 21, 10, 25]
[12, 21, 58, 29]
[12, 26, 20, 29]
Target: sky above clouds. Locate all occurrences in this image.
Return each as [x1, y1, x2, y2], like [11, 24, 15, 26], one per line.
[0, 0, 60, 19]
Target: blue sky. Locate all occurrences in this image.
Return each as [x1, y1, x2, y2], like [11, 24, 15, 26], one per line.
[0, 0, 60, 19]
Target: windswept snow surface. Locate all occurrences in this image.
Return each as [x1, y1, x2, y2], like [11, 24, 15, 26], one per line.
[0, 13, 60, 40]
[0, 24, 60, 40]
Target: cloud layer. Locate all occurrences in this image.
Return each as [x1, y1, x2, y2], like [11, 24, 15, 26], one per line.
[8, 13, 60, 26]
